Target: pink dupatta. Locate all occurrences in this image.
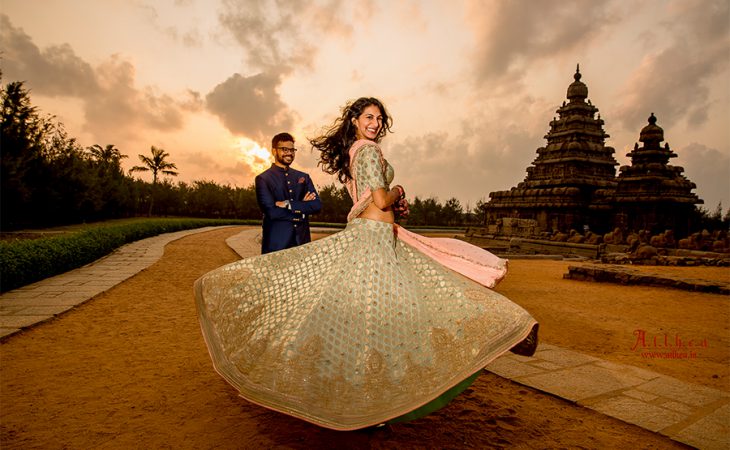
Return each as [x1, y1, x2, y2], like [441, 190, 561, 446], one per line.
[344, 140, 508, 288]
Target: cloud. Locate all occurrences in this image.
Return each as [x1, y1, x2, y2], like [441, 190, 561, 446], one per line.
[611, 0, 730, 130]
[211, 0, 372, 144]
[181, 89, 204, 112]
[307, 0, 354, 40]
[386, 113, 546, 206]
[0, 14, 99, 96]
[209, 0, 350, 144]
[205, 71, 295, 144]
[217, 0, 358, 71]
[674, 142, 730, 210]
[218, 0, 316, 71]
[83, 56, 186, 139]
[180, 151, 257, 184]
[0, 14, 192, 143]
[181, 29, 204, 47]
[369, 82, 565, 207]
[387, 132, 477, 202]
[466, 0, 620, 85]
[138, 2, 204, 48]
[160, 26, 204, 48]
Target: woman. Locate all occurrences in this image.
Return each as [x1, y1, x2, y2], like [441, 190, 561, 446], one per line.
[195, 97, 538, 430]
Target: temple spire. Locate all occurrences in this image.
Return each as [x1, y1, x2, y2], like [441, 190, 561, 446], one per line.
[567, 64, 588, 101]
[485, 65, 617, 234]
[613, 112, 702, 234]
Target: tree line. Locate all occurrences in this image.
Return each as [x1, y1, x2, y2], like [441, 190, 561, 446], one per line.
[2, 80, 479, 231]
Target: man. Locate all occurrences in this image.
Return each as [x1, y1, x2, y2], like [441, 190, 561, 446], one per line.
[255, 132, 322, 254]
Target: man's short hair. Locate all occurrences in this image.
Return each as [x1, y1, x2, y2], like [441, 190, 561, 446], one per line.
[272, 132, 295, 150]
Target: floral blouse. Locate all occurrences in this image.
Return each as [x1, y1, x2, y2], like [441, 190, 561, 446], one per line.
[354, 144, 395, 196]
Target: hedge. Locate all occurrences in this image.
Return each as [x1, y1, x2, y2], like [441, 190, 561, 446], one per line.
[0, 218, 260, 293]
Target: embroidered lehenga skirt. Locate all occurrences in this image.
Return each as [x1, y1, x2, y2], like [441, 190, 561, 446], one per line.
[195, 219, 537, 430]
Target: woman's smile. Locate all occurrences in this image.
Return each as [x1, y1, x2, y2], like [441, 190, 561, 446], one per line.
[353, 104, 383, 140]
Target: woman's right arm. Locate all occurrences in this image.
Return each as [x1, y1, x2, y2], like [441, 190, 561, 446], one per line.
[371, 185, 404, 211]
[353, 145, 405, 222]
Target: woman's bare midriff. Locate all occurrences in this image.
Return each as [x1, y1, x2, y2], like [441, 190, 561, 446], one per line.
[357, 203, 394, 224]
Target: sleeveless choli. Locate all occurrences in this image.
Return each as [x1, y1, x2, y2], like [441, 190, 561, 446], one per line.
[194, 139, 538, 430]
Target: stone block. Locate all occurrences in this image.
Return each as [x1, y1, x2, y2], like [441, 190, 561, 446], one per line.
[486, 356, 546, 378]
[0, 315, 53, 328]
[531, 361, 563, 371]
[593, 360, 661, 381]
[622, 389, 659, 402]
[672, 403, 730, 450]
[533, 348, 599, 367]
[16, 305, 73, 316]
[587, 396, 686, 432]
[517, 365, 645, 401]
[636, 376, 728, 407]
[660, 400, 695, 415]
[0, 327, 20, 339]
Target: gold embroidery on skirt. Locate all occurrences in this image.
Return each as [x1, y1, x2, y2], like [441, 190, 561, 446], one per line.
[195, 218, 537, 429]
[464, 289, 491, 302]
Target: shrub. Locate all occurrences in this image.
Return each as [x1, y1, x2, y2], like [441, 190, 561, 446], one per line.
[0, 218, 259, 292]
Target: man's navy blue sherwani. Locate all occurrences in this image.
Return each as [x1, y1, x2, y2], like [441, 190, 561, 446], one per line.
[255, 164, 322, 254]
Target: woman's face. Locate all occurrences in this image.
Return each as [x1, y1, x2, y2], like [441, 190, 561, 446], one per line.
[352, 104, 383, 140]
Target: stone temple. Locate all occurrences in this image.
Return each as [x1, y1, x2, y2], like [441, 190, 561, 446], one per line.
[594, 112, 702, 236]
[484, 66, 702, 238]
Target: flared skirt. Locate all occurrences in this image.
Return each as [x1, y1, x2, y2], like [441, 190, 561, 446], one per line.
[195, 218, 537, 430]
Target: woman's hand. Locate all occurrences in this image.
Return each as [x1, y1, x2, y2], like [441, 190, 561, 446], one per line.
[394, 198, 410, 220]
[393, 185, 406, 201]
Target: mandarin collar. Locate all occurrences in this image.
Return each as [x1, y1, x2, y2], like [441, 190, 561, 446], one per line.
[271, 163, 289, 173]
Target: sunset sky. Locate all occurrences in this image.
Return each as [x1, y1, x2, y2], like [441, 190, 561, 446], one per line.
[2, 0, 728, 211]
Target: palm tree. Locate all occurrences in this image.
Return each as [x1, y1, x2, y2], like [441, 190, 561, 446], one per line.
[88, 144, 127, 174]
[130, 146, 178, 216]
[88, 144, 126, 163]
[130, 146, 178, 184]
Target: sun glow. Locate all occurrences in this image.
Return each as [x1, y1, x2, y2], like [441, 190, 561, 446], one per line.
[235, 137, 272, 175]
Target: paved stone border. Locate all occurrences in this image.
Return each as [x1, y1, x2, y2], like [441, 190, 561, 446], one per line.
[0, 226, 230, 340]
[226, 228, 264, 258]
[226, 227, 341, 259]
[564, 264, 730, 295]
[487, 344, 730, 449]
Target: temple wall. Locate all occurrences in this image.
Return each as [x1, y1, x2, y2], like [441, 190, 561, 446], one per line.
[508, 238, 601, 259]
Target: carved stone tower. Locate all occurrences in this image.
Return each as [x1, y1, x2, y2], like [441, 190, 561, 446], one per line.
[610, 113, 702, 234]
[485, 65, 618, 233]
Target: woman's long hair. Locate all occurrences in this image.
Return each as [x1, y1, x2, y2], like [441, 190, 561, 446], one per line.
[310, 97, 393, 184]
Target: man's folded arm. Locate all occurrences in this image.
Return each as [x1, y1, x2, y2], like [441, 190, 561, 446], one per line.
[290, 177, 322, 215]
[255, 177, 296, 221]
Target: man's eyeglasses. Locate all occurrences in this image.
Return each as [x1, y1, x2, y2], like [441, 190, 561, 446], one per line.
[276, 147, 297, 154]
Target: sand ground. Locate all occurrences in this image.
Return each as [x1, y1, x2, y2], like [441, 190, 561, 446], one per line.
[2, 226, 727, 449]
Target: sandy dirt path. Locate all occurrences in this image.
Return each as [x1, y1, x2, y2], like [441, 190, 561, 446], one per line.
[2, 226, 719, 448]
[495, 259, 729, 392]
